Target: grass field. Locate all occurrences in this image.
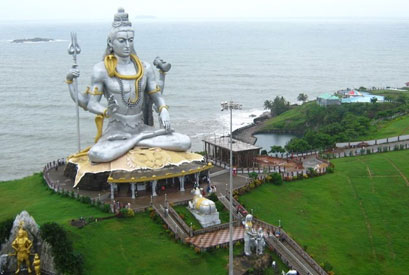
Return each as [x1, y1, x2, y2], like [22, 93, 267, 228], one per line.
[173, 204, 203, 229]
[0, 174, 234, 274]
[239, 150, 409, 275]
[0, 173, 108, 224]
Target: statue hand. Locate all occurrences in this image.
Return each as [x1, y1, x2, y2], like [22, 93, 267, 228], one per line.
[159, 108, 171, 131]
[106, 95, 119, 117]
[153, 56, 171, 73]
[66, 66, 80, 81]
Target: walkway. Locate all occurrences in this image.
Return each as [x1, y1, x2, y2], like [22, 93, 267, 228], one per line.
[185, 226, 244, 249]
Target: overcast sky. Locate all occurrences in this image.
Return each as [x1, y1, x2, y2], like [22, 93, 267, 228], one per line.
[1, 0, 409, 21]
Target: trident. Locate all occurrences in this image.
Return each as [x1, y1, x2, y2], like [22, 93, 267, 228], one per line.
[68, 32, 81, 152]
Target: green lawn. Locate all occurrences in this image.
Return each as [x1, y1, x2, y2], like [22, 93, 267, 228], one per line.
[70, 214, 234, 275]
[0, 174, 233, 274]
[173, 204, 202, 229]
[0, 173, 108, 224]
[239, 150, 409, 275]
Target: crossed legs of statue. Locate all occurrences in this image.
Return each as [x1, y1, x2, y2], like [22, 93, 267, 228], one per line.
[88, 129, 191, 163]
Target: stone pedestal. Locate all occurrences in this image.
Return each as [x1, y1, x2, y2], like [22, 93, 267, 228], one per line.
[188, 208, 221, 228]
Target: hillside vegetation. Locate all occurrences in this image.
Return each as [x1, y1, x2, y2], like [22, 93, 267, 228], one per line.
[261, 90, 409, 152]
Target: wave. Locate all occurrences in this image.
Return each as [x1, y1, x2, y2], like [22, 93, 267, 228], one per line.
[216, 108, 265, 134]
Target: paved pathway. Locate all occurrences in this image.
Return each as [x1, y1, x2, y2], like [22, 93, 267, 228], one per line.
[185, 226, 244, 248]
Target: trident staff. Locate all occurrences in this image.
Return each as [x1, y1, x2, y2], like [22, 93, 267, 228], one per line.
[67, 32, 81, 152]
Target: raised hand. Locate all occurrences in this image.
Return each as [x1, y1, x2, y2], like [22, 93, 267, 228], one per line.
[66, 65, 80, 82]
[106, 95, 119, 117]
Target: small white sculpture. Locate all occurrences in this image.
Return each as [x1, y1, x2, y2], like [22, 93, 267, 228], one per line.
[256, 227, 266, 255]
[188, 187, 216, 215]
[243, 214, 265, 256]
[188, 185, 220, 228]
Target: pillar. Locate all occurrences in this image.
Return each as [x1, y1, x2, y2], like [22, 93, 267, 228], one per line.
[152, 180, 157, 197]
[179, 176, 185, 192]
[195, 173, 200, 185]
[131, 183, 136, 199]
[110, 184, 115, 200]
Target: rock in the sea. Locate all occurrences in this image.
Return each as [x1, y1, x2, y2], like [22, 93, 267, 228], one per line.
[12, 37, 54, 43]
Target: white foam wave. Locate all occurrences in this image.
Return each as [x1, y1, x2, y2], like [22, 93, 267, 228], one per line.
[216, 108, 265, 135]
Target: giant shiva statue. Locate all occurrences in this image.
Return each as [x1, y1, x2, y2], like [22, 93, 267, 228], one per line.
[66, 8, 191, 163]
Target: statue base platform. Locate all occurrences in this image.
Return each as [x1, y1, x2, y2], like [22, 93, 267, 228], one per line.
[188, 207, 221, 228]
[64, 147, 210, 191]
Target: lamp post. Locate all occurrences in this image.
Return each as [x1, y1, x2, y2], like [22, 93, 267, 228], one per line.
[221, 100, 242, 275]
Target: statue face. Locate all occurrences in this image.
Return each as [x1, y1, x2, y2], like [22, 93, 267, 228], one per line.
[111, 31, 134, 58]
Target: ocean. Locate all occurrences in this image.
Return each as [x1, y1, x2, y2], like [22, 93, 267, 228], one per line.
[1, 18, 409, 181]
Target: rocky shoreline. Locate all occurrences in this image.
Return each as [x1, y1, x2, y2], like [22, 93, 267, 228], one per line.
[232, 112, 271, 145]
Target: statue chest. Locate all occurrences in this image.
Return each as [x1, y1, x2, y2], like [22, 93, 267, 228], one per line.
[104, 74, 147, 113]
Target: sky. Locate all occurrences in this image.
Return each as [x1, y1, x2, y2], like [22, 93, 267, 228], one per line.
[1, 0, 409, 22]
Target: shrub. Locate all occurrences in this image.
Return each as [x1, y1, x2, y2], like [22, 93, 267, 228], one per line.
[248, 172, 258, 179]
[326, 166, 334, 173]
[269, 172, 283, 185]
[208, 192, 218, 202]
[100, 203, 111, 213]
[40, 222, 83, 275]
[323, 261, 334, 272]
[119, 208, 134, 218]
[0, 218, 13, 244]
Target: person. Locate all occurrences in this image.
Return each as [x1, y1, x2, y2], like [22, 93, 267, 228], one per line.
[66, 8, 191, 163]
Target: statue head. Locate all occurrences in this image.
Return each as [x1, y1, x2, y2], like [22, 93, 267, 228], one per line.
[17, 221, 27, 238]
[105, 8, 136, 57]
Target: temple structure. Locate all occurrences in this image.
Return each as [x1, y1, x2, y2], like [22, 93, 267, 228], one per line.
[203, 136, 261, 168]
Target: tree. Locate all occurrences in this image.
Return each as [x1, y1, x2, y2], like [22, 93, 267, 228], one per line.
[269, 145, 285, 153]
[397, 94, 409, 105]
[297, 93, 308, 104]
[370, 97, 378, 104]
[285, 138, 311, 153]
[384, 95, 393, 102]
[264, 96, 290, 116]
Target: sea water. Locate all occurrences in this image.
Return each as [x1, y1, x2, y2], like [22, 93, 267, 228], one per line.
[1, 18, 409, 180]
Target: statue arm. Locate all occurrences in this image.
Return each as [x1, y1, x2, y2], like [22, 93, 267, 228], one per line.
[86, 65, 107, 116]
[66, 67, 89, 110]
[145, 63, 170, 130]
